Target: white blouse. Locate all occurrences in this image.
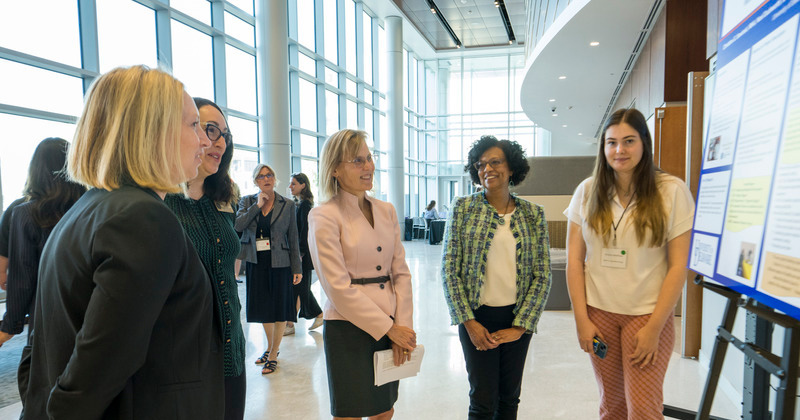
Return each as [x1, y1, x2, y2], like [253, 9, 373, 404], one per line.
[564, 174, 695, 315]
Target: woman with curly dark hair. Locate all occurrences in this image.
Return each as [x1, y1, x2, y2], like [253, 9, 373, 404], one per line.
[442, 135, 551, 419]
[0, 138, 85, 349]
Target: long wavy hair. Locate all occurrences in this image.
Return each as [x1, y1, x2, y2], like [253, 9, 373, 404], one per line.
[24, 138, 86, 228]
[194, 98, 235, 203]
[291, 172, 314, 206]
[586, 108, 666, 247]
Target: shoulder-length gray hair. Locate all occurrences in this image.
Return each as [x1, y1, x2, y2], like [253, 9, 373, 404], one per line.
[251, 163, 279, 186]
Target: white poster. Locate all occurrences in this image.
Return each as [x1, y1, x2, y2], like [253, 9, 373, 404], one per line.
[717, 15, 798, 287]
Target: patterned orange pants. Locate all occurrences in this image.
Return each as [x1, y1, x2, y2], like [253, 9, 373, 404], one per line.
[587, 306, 675, 420]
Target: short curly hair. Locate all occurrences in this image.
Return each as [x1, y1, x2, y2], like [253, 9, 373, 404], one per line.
[465, 135, 530, 186]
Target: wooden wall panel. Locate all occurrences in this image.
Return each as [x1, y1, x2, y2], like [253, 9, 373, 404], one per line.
[665, 0, 709, 102]
[653, 106, 688, 179]
[682, 72, 709, 359]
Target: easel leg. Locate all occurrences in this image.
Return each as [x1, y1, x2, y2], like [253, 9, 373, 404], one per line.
[775, 325, 799, 419]
[696, 295, 739, 420]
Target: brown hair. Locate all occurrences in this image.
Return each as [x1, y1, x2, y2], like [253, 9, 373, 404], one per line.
[586, 108, 666, 247]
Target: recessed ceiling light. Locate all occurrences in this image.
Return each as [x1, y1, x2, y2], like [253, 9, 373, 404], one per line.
[431, 8, 436, 14]
[578, 133, 583, 136]
[562, 125, 567, 128]
[549, 99, 556, 102]
[558, 76, 566, 80]
[552, 113, 558, 117]
[590, 41, 600, 46]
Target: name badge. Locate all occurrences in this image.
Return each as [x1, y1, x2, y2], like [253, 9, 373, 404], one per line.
[601, 248, 627, 269]
[256, 238, 271, 251]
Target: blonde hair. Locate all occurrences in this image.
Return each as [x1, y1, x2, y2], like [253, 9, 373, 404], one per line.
[68, 65, 187, 193]
[319, 129, 367, 202]
[252, 163, 279, 186]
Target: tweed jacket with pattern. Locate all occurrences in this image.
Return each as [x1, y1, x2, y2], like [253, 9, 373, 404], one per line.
[442, 192, 552, 332]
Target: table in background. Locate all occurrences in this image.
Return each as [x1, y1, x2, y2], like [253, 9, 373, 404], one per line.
[428, 220, 446, 245]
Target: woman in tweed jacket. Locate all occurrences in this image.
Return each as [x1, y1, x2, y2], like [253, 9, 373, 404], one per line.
[442, 136, 551, 420]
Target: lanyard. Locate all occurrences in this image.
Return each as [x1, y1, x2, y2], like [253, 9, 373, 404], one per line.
[611, 193, 634, 246]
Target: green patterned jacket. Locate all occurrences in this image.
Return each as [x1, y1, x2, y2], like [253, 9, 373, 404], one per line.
[441, 192, 551, 332]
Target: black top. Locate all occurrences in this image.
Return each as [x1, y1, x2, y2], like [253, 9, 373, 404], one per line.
[296, 199, 314, 272]
[1, 201, 50, 335]
[23, 186, 224, 420]
[256, 209, 273, 243]
[0, 197, 26, 257]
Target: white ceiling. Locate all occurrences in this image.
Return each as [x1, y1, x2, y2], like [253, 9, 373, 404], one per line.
[519, 0, 661, 154]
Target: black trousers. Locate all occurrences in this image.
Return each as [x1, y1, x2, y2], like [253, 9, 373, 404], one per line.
[458, 305, 533, 420]
[293, 264, 322, 319]
[224, 370, 246, 420]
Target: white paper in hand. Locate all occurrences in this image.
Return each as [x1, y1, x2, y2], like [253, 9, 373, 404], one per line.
[373, 345, 425, 386]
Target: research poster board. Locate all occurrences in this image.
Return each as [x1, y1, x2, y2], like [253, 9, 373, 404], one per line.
[690, 0, 800, 321]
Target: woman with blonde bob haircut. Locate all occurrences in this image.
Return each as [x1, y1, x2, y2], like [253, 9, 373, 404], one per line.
[308, 129, 416, 419]
[23, 65, 224, 419]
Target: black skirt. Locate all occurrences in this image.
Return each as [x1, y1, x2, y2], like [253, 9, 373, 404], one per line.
[323, 320, 398, 417]
[244, 250, 296, 323]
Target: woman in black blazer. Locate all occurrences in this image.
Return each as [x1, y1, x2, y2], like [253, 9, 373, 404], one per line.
[235, 163, 302, 375]
[22, 66, 223, 419]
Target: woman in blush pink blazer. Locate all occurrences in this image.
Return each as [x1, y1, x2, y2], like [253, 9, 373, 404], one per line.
[309, 129, 416, 420]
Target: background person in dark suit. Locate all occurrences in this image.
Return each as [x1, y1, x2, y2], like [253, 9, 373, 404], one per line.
[285, 172, 323, 335]
[22, 65, 223, 420]
[0, 138, 84, 350]
[235, 164, 302, 375]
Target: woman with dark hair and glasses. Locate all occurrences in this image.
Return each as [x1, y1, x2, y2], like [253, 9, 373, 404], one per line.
[235, 163, 302, 375]
[442, 135, 551, 419]
[565, 108, 694, 419]
[165, 98, 245, 419]
[284, 172, 323, 336]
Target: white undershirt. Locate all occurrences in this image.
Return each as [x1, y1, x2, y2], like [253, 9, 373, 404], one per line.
[480, 210, 517, 306]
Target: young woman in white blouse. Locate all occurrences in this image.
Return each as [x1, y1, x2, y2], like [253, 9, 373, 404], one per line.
[565, 108, 694, 419]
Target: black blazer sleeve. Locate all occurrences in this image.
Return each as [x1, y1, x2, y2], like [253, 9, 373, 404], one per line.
[45, 200, 193, 418]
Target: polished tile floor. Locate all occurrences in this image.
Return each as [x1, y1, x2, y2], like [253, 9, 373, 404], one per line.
[0, 241, 741, 419]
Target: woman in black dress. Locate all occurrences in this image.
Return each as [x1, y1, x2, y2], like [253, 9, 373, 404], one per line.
[235, 163, 302, 374]
[0, 138, 85, 351]
[285, 172, 323, 335]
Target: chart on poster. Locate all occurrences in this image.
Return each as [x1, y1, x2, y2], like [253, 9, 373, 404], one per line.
[689, 0, 800, 320]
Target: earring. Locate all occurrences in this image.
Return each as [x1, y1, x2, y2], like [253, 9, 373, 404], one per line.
[509, 179, 515, 187]
[334, 178, 339, 195]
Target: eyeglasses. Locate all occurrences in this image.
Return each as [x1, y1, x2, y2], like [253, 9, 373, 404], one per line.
[202, 122, 232, 143]
[255, 173, 274, 181]
[473, 158, 506, 171]
[343, 154, 375, 169]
